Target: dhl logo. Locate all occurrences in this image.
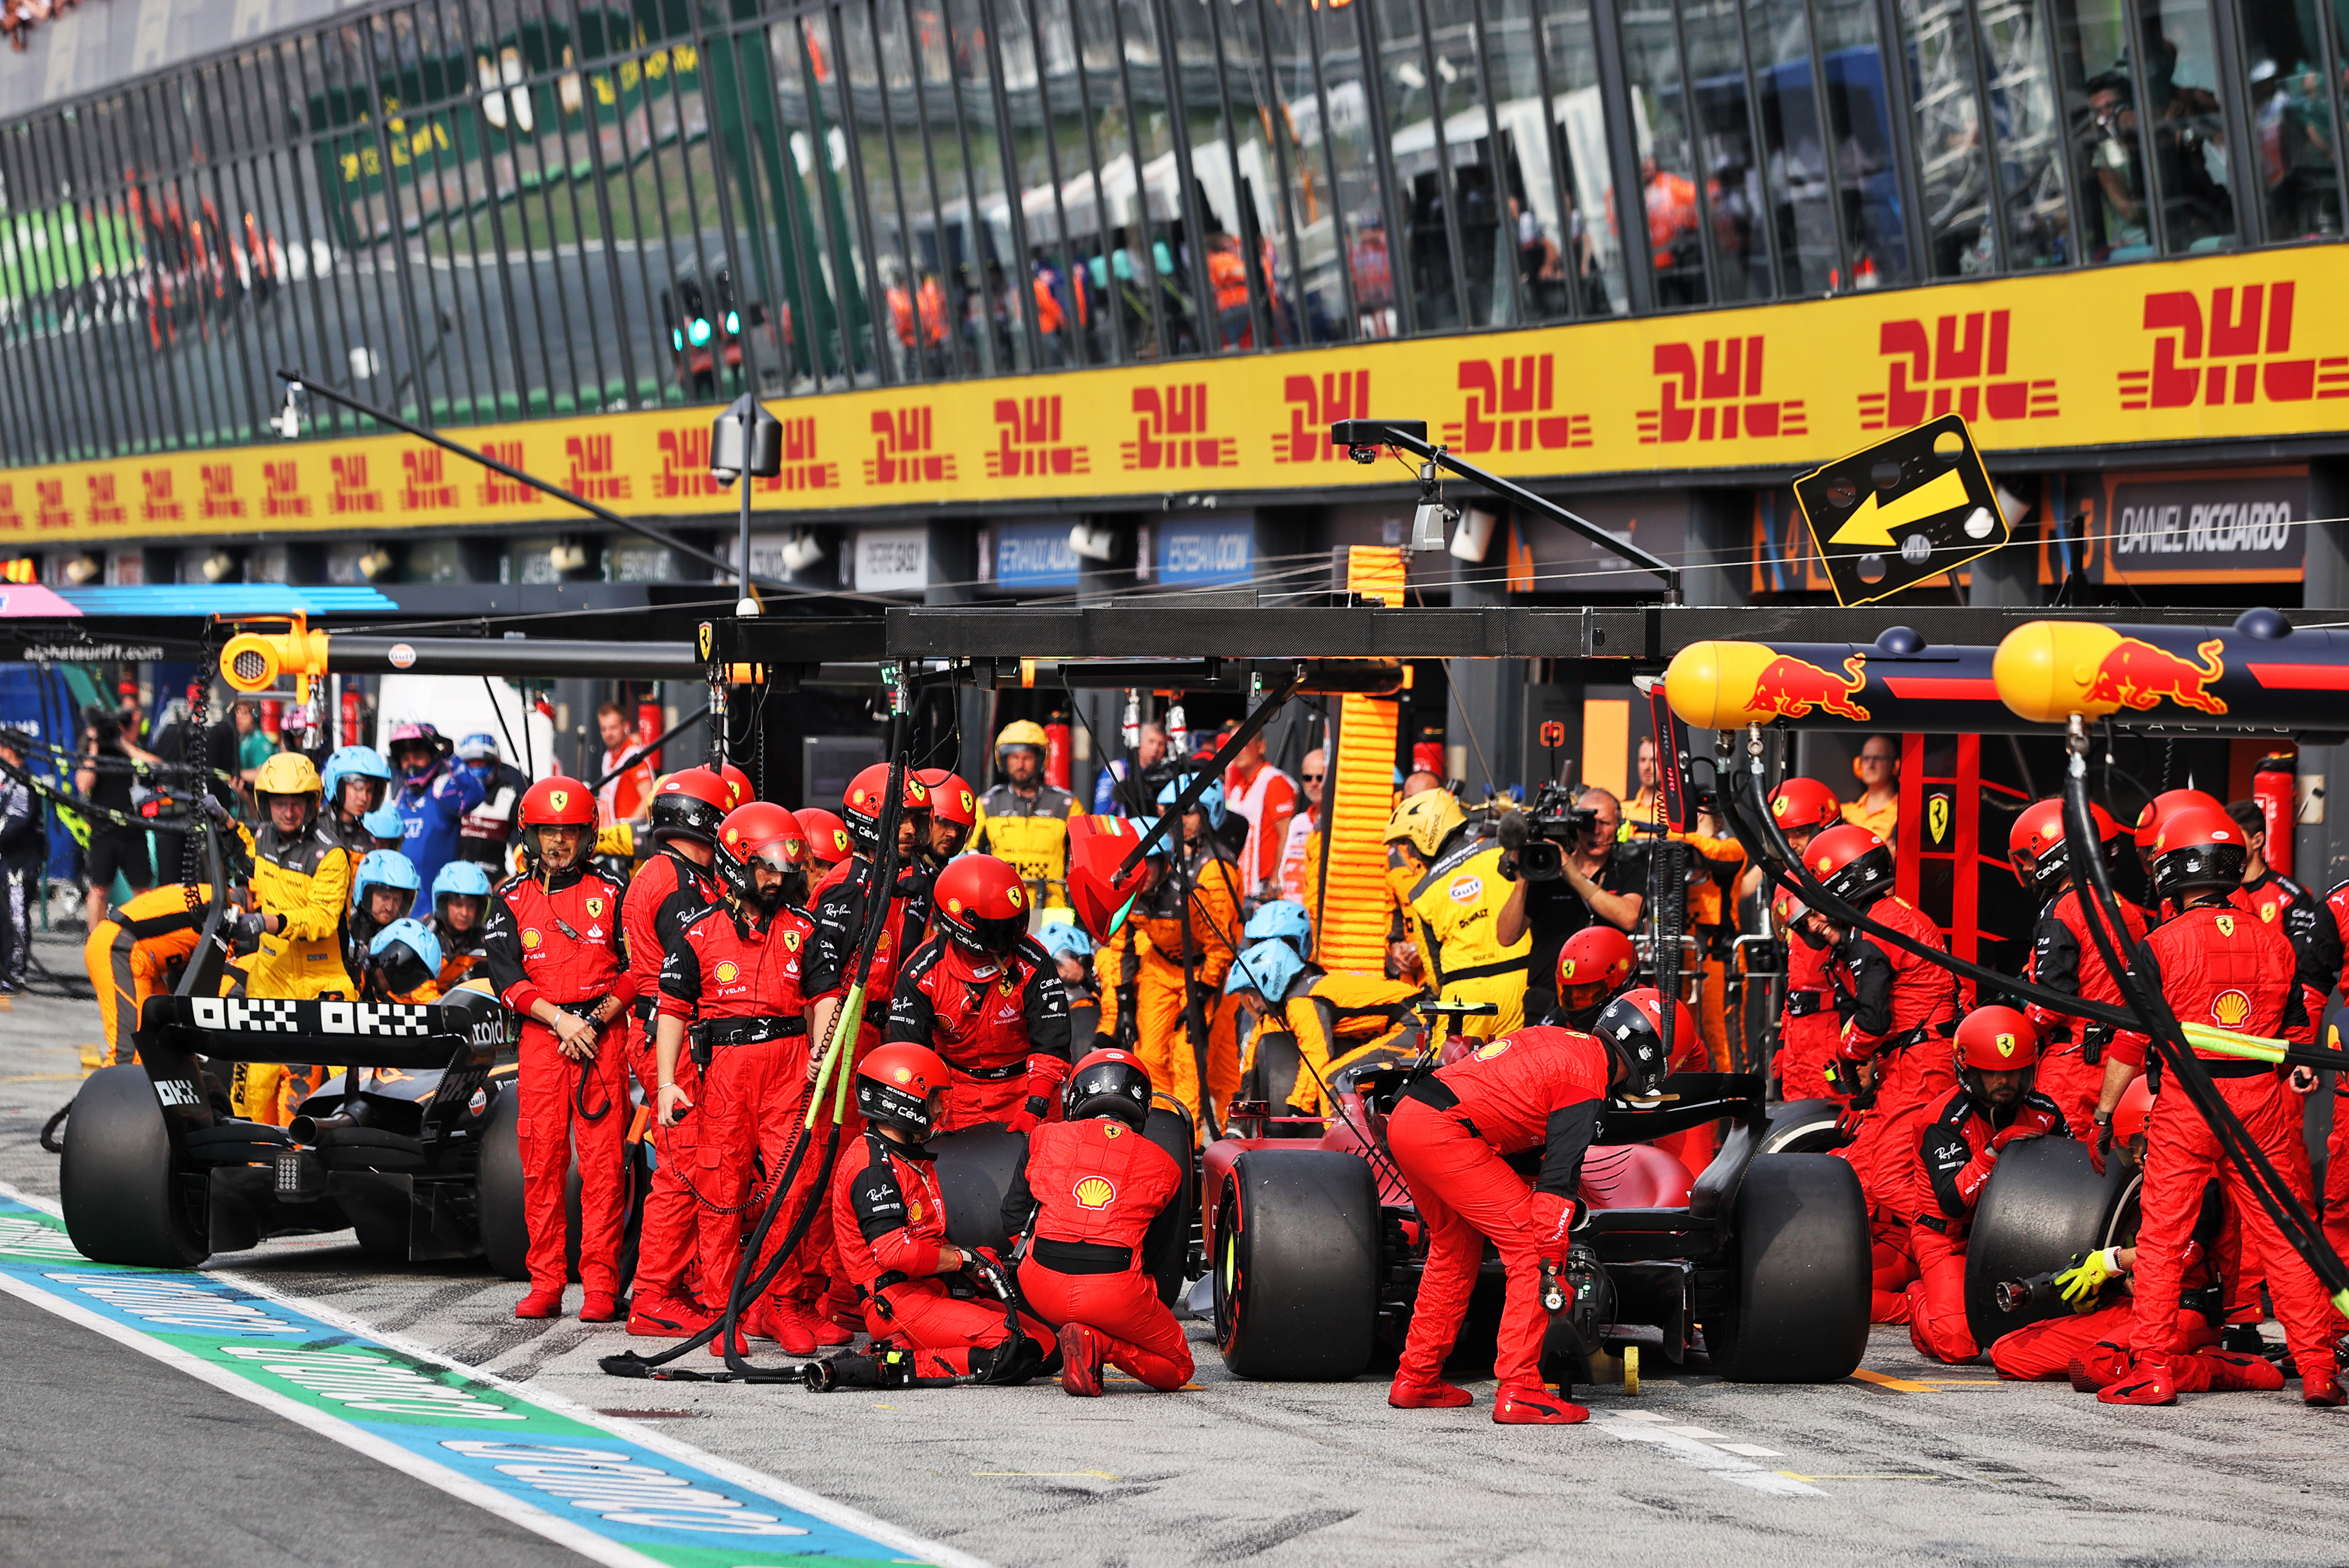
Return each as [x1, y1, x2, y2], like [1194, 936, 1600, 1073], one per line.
[86, 473, 126, 525]
[1442, 355, 1589, 454]
[1273, 370, 1371, 463]
[262, 461, 310, 518]
[988, 395, 1089, 478]
[331, 454, 384, 514]
[140, 468, 184, 522]
[867, 407, 957, 486]
[1858, 309, 2057, 429]
[2118, 283, 2349, 410]
[479, 441, 537, 507]
[402, 447, 458, 510]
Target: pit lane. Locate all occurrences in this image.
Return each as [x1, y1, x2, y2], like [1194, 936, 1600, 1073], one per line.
[6, 949, 2348, 1567]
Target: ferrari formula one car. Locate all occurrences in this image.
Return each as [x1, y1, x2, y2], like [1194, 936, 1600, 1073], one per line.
[61, 988, 548, 1272]
[1199, 1061, 1872, 1385]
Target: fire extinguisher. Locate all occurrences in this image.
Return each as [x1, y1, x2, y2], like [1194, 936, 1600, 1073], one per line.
[341, 688, 362, 748]
[2254, 752, 2297, 878]
[1044, 710, 1073, 791]
[637, 700, 664, 773]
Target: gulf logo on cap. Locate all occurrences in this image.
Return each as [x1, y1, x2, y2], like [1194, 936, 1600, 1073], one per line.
[714, 961, 740, 984]
[1995, 1032, 2017, 1058]
[1074, 1177, 1117, 1209]
[2213, 989, 2252, 1027]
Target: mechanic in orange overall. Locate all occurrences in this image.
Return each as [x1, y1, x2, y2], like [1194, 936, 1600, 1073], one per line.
[2009, 798, 2146, 1138]
[1741, 777, 1843, 1100]
[2089, 804, 2343, 1406]
[888, 853, 1071, 1133]
[87, 883, 227, 1068]
[1991, 1075, 2281, 1394]
[1798, 823, 1964, 1324]
[620, 768, 732, 1338]
[656, 801, 836, 1355]
[1904, 1008, 2066, 1363]
[1003, 1047, 1193, 1396]
[1131, 795, 1245, 1134]
[830, 1042, 1057, 1381]
[480, 778, 636, 1322]
[1384, 1004, 1670, 1425]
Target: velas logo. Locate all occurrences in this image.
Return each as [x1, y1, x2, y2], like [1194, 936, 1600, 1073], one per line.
[2212, 989, 2252, 1027]
[714, 961, 740, 984]
[1074, 1177, 1116, 1209]
[1448, 874, 1483, 904]
[1996, 1032, 2017, 1058]
[1473, 1040, 1510, 1060]
[520, 927, 542, 950]
[2214, 913, 2236, 937]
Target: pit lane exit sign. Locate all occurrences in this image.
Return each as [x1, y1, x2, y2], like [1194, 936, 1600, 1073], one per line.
[1793, 413, 2007, 607]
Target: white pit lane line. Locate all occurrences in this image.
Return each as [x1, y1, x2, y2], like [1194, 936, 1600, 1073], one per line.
[0, 1179, 989, 1568]
[1598, 1412, 1824, 1497]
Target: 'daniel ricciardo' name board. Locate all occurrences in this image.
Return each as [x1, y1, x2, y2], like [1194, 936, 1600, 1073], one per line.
[6, 247, 2349, 541]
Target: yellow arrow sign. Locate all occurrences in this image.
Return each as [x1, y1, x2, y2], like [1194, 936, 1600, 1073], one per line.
[1828, 465, 1973, 548]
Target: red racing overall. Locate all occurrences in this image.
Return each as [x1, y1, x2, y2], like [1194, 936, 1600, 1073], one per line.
[830, 1126, 1054, 1371]
[1386, 1026, 1609, 1394]
[2112, 902, 2338, 1389]
[1006, 1116, 1192, 1389]
[1905, 1083, 2066, 1362]
[2324, 876, 2349, 1324]
[482, 861, 637, 1300]
[657, 898, 814, 1315]
[2024, 888, 2148, 1138]
[622, 845, 723, 1316]
[888, 933, 1072, 1133]
[1777, 923, 1845, 1103]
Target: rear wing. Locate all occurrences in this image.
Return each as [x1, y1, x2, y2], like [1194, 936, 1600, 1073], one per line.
[136, 990, 516, 1071]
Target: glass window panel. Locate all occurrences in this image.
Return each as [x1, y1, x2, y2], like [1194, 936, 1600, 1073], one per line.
[1302, 0, 1402, 337]
[1541, 0, 1627, 314]
[1680, 0, 1772, 298]
[1108, 0, 1207, 356]
[1901, 0, 1994, 277]
[996, 0, 1097, 365]
[2136, 0, 2241, 250]
[1751, 0, 1842, 292]
[2237, 0, 2340, 238]
[1980, 0, 2077, 267]
[1618, 0, 1710, 304]
[1213, 0, 1316, 344]
[1427, 0, 1514, 327]
[2050, 0, 2158, 256]
[1376, 0, 1468, 325]
[1812, 0, 1909, 284]
[1483, 0, 1565, 319]
[876, 0, 968, 376]
[943, 0, 1029, 373]
[844, 0, 933, 381]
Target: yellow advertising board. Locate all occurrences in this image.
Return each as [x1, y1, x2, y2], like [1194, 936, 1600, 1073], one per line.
[5, 246, 2347, 543]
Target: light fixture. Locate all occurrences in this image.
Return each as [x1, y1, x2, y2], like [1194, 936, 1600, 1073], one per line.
[1068, 522, 1119, 562]
[62, 554, 101, 585]
[272, 381, 303, 439]
[1448, 506, 1498, 562]
[780, 531, 825, 574]
[200, 550, 237, 583]
[709, 394, 783, 485]
[357, 546, 395, 581]
[550, 541, 588, 574]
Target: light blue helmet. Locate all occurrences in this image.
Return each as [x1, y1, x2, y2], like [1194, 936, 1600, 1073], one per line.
[1131, 816, 1173, 861]
[1158, 772, 1226, 830]
[368, 917, 443, 985]
[1226, 938, 1305, 1002]
[362, 804, 407, 841]
[322, 745, 393, 809]
[456, 732, 501, 764]
[1243, 900, 1312, 951]
[1042, 921, 1095, 958]
[353, 849, 420, 916]
[431, 859, 494, 912]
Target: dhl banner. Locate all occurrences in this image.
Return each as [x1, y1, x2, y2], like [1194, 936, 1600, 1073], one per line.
[8, 246, 2349, 542]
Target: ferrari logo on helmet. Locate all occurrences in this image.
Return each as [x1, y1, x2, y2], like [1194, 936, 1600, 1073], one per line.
[2212, 989, 2252, 1027]
[908, 779, 929, 802]
[549, 789, 570, 813]
[892, 1066, 913, 1085]
[1074, 1177, 1117, 1209]
[1995, 1032, 2017, 1058]
[714, 961, 740, 984]
[1006, 883, 1025, 909]
[1559, 959, 1578, 980]
[2215, 914, 2236, 937]
[831, 829, 850, 852]
[1771, 796, 1789, 819]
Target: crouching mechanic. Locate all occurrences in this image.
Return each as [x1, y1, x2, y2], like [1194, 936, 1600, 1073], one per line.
[2088, 804, 2344, 1407]
[1383, 1008, 1671, 1424]
[1904, 1008, 2066, 1363]
[1003, 1047, 1194, 1396]
[832, 1042, 1058, 1382]
[888, 853, 1071, 1132]
[1991, 1076, 2281, 1395]
[1226, 937, 1425, 1118]
[482, 778, 636, 1323]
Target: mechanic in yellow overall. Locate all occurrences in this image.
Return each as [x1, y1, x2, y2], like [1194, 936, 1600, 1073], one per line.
[1130, 786, 1245, 1135]
[232, 753, 355, 1123]
[972, 720, 1085, 909]
[1385, 791, 1528, 1046]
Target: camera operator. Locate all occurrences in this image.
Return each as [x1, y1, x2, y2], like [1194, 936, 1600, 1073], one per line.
[75, 705, 160, 930]
[1495, 786, 1644, 1024]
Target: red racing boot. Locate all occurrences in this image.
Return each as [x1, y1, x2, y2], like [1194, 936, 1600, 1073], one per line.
[514, 1288, 564, 1319]
[758, 1299, 820, 1357]
[1493, 1382, 1588, 1424]
[625, 1296, 712, 1339]
[2096, 1359, 2179, 1405]
[1388, 1376, 1473, 1409]
[1059, 1323, 1106, 1397]
[2304, 1375, 2347, 1407]
[579, 1291, 625, 1323]
[2067, 1340, 2132, 1392]
[2199, 1352, 2284, 1392]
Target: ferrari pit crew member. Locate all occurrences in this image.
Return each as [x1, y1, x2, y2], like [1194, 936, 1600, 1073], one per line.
[2225, 798, 2339, 1045]
[972, 721, 1084, 909]
[1746, 776, 1843, 1100]
[234, 753, 357, 1123]
[1384, 1002, 1669, 1424]
[1129, 784, 1247, 1133]
[1991, 1077, 2281, 1395]
[1003, 1048, 1194, 1396]
[319, 745, 394, 854]
[888, 854, 1071, 1134]
[1798, 823, 1963, 1324]
[426, 859, 493, 990]
[621, 768, 734, 1338]
[1226, 937, 1425, 1119]
[1904, 1008, 2066, 1363]
[2011, 798, 2147, 1138]
[832, 1042, 1058, 1382]
[482, 777, 636, 1324]
[656, 801, 832, 1353]
[915, 768, 979, 866]
[2089, 805, 2342, 1406]
[1387, 790, 1529, 1043]
[798, 806, 852, 873]
[1547, 924, 1637, 1030]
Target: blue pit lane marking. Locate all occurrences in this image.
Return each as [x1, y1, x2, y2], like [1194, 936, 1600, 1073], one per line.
[0, 1184, 984, 1568]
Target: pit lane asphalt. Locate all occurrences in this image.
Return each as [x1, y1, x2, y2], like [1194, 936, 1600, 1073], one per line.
[7, 931, 2349, 1568]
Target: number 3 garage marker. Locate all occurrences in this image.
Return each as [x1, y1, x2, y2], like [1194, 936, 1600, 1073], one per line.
[0, 1185, 984, 1568]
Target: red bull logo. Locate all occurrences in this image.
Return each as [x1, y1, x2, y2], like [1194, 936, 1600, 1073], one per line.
[1747, 652, 1871, 723]
[2084, 637, 2228, 716]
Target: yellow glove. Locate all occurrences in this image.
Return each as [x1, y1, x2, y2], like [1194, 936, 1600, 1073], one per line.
[2055, 1247, 2121, 1310]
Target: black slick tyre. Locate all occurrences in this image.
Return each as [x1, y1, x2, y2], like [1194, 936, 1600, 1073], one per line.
[1212, 1149, 1378, 1380]
[1709, 1152, 1868, 1382]
[61, 1065, 208, 1268]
